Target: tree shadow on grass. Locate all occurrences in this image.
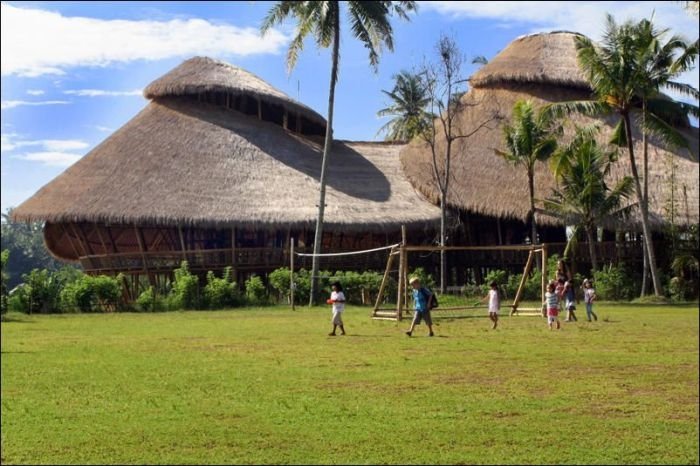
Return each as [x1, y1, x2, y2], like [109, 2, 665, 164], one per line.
[0, 316, 36, 324]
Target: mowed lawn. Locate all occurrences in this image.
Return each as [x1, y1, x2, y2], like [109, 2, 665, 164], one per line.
[1, 304, 698, 465]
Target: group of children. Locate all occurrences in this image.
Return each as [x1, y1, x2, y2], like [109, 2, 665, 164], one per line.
[325, 260, 599, 335]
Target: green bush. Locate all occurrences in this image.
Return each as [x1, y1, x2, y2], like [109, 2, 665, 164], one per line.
[136, 286, 159, 312]
[408, 267, 436, 291]
[202, 267, 240, 309]
[11, 268, 64, 313]
[59, 274, 123, 313]
[269, 267, 291, 303]
[170, 261, 199, 309]
[1, 250, 8, 315]
[593, 264, 635, 301]
[245, 275, 267, 305]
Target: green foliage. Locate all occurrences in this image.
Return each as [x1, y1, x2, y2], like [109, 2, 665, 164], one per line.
[1, 211, 64, 289]
[202, 267, 241, 309]
[10, 268, 65, 313]
[377, 70, 432, 141]
[59, 273, 123, 313]
[408, 267, 435, 291]
[170, 261, 199, 310]
[593, 264, 636, 301]
[136, 286, 157, 312]
[245, 275, 267, 305]
[1, 249, 8, 315]
[268, 267, 291, 302]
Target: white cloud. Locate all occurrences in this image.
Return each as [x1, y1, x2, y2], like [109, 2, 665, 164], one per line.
[1, 100, 70, 110]
[26, 89, 45, 96]
[1, 134, 90, 153]
[64, 89, 142, 97]
[1, 3, 289, 77]
[90, 125, 114, 132]
[18, 151, 82, 167]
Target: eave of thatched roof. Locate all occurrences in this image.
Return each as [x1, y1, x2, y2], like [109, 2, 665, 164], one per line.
[400, 84, 699, 231]
[470, 31, 591, 90]
[143, 56, 327, 129]
[11, 97, 440, 232]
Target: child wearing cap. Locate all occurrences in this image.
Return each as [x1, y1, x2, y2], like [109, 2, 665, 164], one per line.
[405, 277, 435, 337]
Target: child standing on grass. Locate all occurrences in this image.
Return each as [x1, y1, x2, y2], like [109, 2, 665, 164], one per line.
[564, 280, 577, 322]
[327, 282, 346, 336]
[405, 277, 435, 337]
[545, 282, 561, 330]
[582, 279, 598, 322]
[479, 281, 500, 329]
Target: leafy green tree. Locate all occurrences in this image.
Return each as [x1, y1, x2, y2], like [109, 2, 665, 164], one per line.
[546, 15, 697, 296]
[543, 125, 635, 271]
[377, 70, 431, 141]
[495, 100, 558, 249]
[261, 0, 417, 304]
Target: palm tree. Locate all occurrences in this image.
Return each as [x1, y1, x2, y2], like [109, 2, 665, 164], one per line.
[631, 19, 698, 296]
[544, 125, 635, 271]
[495, 100, 558, 250]
[546, 14, 696, 296]
[261, 1, 417, 305]
[376, 70, 431, 142]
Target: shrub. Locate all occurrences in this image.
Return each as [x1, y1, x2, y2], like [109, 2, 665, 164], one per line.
[245, 275, 267, 305]
[593, 264, 635, 301]
[59, 274, 123, 313]
[269, 267, 291, 303]
[202, 267, 240, 309]
[11, 268, 64, 313]
[408, 267, 436, 291]
[170, 261, 199, 309]
[1, 250, 8, 315]
[136, 286, 158, 312]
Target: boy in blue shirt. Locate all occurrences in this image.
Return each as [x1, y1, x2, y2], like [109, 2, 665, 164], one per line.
[405, 277, 435, 337]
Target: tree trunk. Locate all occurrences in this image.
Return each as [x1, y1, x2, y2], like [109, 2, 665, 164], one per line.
[309, 16, 340, 306]
[586, 225, 598, 272]
[623, 113, 662, 296]
[640, 101, 650, 297]
[440, 192, 446, 293]
[528, 169, 540, 270]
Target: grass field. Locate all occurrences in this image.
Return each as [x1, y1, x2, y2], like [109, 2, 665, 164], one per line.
[2, 303, 698, 465]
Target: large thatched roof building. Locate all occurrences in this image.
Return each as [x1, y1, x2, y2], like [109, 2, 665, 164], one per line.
[12, 57, 440, 296]
[402, 32, 699, 242]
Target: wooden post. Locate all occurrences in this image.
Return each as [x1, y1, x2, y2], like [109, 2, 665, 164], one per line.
[397, 225, 407, 321]
[134, 226, 152, 287]
[178, 226, 186, 261]
[290, 237, 295, 311]
[510, 249, 534, 315]
[541, 243, 548, 317]
[372, 247, 396, 317]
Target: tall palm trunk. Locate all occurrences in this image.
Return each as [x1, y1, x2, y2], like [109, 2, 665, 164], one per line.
[640, 101, 650, 296]
[309, 13, 340, 306]
[528, 168, 540, 270]
[585, 224, 598, 271]
[622, 112, 662, 296]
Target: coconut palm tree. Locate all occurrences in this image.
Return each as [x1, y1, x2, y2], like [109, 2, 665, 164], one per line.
[544, 125, 635, 271]
[546, 14, 696, 296]
[261, 1, 417, 304]
[495, 100, 558, 249]
[631, 19, 698, 296]
[377, 70, 431, 142]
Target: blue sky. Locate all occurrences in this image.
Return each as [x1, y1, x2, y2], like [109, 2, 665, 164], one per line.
[1, 1, 698, 213]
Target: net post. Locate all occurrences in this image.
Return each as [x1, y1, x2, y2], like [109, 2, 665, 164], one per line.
[397, 225, 407, 321]
[372, 246, 396, 317]
[511, 248, 534, 315]
[541, 243, 548, 317]
[290, 237, 295, 311]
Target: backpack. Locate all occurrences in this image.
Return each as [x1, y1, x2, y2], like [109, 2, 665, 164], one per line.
[421, 287, 438, 309]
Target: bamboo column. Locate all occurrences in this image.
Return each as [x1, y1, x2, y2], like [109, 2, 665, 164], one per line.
[290, 237, 295, 311]
[511, 248, 534, 315]
[541, 243, 548, 317]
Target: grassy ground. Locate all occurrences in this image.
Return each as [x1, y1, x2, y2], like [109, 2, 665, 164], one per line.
[1, 303, 698, 465]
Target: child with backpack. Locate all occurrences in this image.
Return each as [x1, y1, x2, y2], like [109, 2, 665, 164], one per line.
[405, 277, 436, 337]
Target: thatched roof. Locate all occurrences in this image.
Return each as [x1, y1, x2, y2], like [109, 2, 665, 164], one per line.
[12, 96, 440, 231]
[470, 31, 590, 90]
[143, 56, 326, 129]
[401, 32, 699, 231]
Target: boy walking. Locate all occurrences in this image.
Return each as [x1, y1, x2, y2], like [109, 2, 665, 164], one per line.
[582, 279, 598, 322]
[405, 277, 435, 337]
